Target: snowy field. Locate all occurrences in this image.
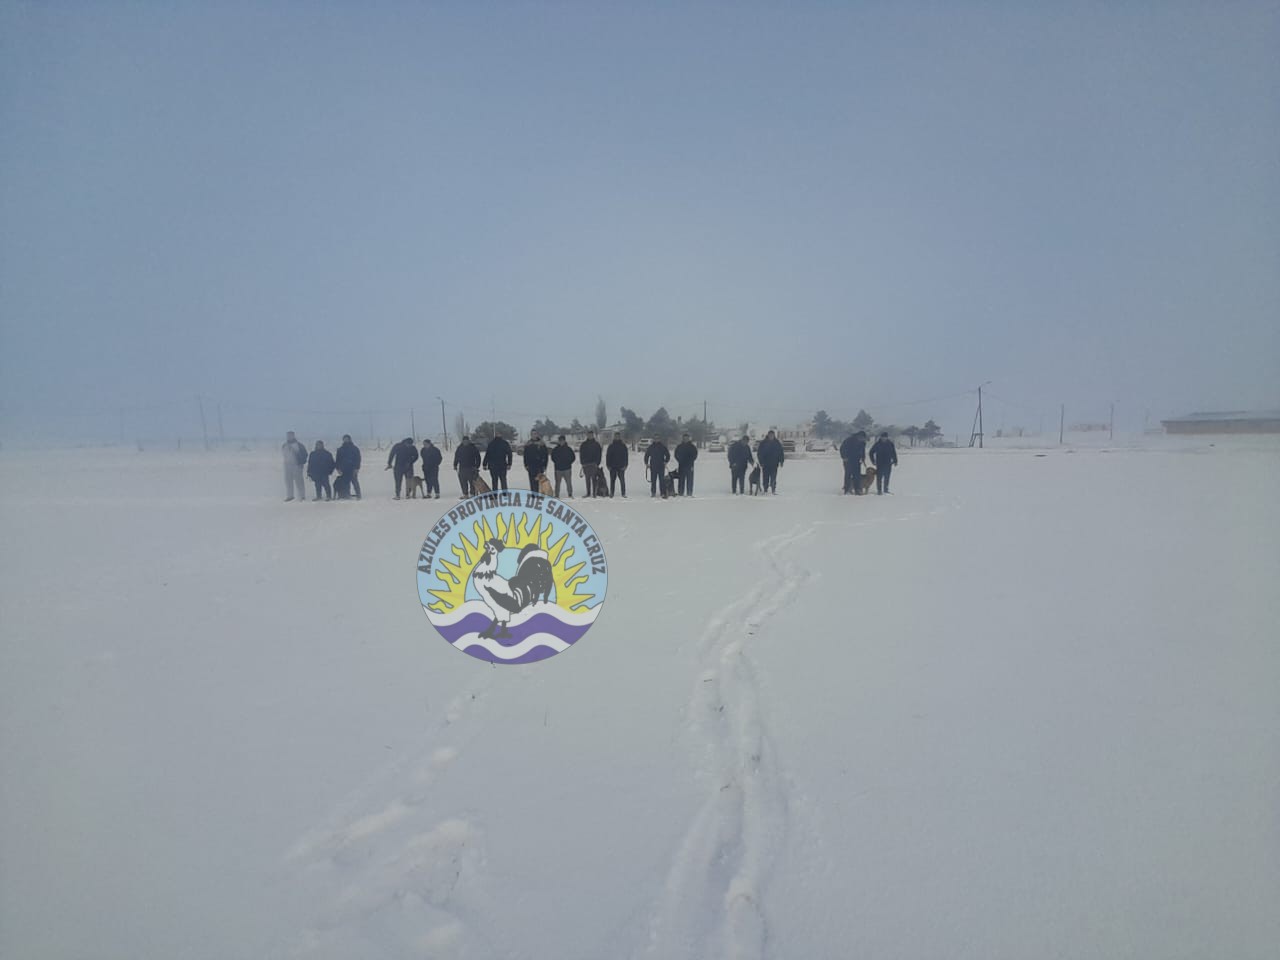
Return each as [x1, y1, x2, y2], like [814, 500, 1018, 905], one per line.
[2, 438, 1278, 959]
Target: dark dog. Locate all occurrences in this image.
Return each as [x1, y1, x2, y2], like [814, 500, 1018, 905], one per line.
[333, 474, 351, 499]
[590, 466, 611, 498]
[748, 465, 761, 495]
[662, 469, 679, 499]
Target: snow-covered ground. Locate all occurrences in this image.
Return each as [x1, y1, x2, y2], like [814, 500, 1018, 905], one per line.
[2, 438, 1278, 958]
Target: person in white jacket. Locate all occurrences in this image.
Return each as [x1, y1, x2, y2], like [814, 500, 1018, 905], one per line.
[281, 431, 307, 501]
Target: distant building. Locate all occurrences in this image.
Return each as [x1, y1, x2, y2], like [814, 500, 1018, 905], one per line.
[1161, 411, 1280, 435]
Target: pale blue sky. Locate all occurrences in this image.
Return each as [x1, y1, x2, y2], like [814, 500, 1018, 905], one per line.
[2, 2, 1277, 443]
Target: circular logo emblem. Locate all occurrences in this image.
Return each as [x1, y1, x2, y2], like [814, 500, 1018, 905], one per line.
[417, 491, 608, 664]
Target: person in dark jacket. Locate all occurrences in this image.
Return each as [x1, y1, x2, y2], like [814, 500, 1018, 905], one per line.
[523, 433, 549, 492]
[334, 434, 362, 500]
[550, 435, 576, 498]
[385, 437, 419, 499]
[757, 430, 784, 494]
[420, 439, 442, 498]
[282, 430, 308, 501]
[579, 431, 603, 498]
[674, 432, 698, 496]
[482, 434, 513, 491]
[454, 435, 482, 497]
[605, 434, 629, 498]
[644, 439, 670, 497]
[307, 440, 336, 501]
[869, 431, 899, 494]
[839, 431, 868, 495]
[727, 435, 754, 495]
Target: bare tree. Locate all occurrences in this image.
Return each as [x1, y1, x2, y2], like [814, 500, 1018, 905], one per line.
[595, 396, 607, 431]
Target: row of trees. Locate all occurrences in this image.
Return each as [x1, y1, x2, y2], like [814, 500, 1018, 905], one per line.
[460, 401, 718, 446]
[454, 401, 944, 448]
[812, 410, 943, 446]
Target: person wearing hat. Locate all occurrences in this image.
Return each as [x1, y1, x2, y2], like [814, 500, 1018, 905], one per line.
[869, 431, 899, 494]
[335, 434, 362, 500]
[551, 435, 577, 498]
[385, 437, 419, 500]
[726, 434, 754, 495]
[674, 432, 698, 496]
[453, 434, 481, 497]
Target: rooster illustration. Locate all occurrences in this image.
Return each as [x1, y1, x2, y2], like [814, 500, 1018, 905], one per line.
[470, 539, 555, 639]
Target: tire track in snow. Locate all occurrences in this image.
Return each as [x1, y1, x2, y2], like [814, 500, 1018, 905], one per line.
[640, 521, 818, 960]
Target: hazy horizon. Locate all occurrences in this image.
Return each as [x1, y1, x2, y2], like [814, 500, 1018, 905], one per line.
[3, 3, 1277, 445]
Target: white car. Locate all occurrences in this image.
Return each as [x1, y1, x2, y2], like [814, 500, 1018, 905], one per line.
[805, 439, 829, 452]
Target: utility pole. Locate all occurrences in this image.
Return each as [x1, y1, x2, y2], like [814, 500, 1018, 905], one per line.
[1059, 404, 1065, 445]
[411, 407, 416, 439]
[1109, 402, 1114, 441]
[703, 399, 708, 447]
[197, 395, 210, 451]
[437, 396, 449, 450]
[969, 381, 990, 447]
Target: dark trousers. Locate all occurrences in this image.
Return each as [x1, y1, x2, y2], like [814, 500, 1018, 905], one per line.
[528, 469, 542, 492]
[649, 465, 665, 496]
[609, 467, 627, 497]
[394, 466, 412, 497]
[731, 465, 747, 494]
[844, 461, 861, 494]
[423, 467, 440, 496]
[762, 464, 778, 493]
[346, 469, 361, 499]
[876, 464, 892, 493]
[312, 477, 332, 500]
[489, 468, 508, 491]
[458, 468, 477, 497]
[582, 464, 600, 497]
[677, 464, 694, 495]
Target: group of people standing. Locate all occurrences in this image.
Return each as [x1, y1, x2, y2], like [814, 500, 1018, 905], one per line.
[282, 431, 364, 501]
[282, 427, 900, 502]
[839, 431, 899, 494]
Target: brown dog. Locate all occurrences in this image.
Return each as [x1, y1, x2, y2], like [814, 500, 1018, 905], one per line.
[860, 466, 877, 494]
[473, 474, 491, 495]
[536, 473, 555, 497]
[406, 476, 426, 499]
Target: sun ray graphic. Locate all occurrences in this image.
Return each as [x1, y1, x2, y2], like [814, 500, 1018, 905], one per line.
[426, 511, 595, 616]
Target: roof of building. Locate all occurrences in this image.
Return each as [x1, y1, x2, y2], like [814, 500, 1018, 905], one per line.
[1161, 410, 1280, 423]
